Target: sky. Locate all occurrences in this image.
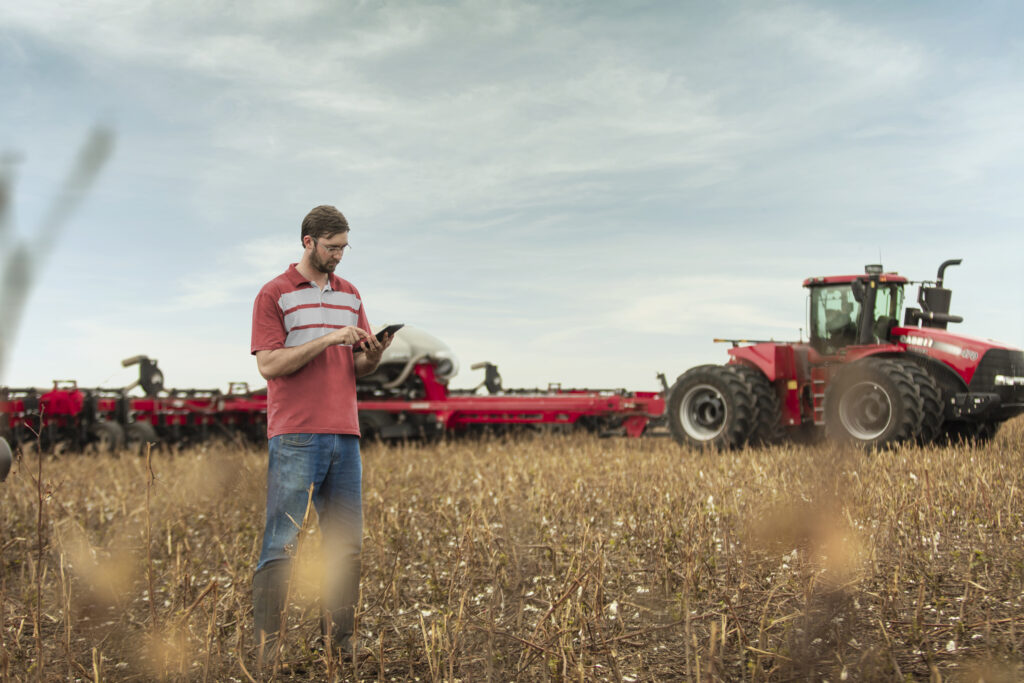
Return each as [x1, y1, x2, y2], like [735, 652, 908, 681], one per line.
[1, 1, 1023, 394]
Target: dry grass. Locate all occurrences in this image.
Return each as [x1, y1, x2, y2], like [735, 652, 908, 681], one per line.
[1, 418, 1023, 681]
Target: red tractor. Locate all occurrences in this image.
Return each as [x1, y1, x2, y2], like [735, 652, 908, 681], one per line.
[667, 259, 1024, 449]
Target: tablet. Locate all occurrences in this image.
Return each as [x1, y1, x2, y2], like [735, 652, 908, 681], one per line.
[353, 323, 404, 352]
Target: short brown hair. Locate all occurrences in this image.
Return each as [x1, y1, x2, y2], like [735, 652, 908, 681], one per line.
[301, 205, 349, 243]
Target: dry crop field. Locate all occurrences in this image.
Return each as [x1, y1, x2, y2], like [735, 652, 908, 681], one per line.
[2, 420, 1024, 682]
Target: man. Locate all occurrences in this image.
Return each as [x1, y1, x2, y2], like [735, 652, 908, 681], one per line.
[250, 205, 392, 662]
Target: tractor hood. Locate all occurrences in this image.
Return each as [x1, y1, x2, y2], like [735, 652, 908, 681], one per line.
[891, 325, 1023, 387]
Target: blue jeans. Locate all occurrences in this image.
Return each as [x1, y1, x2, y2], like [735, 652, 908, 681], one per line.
[256, 433, 363, 645]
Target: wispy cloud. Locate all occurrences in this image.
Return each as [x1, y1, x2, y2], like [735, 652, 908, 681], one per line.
[163, 234, 295, 312]
[2, 1, 1022, 391]
[749, 4, 925, 88]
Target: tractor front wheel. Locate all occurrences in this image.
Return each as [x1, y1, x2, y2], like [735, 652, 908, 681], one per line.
[667, 365, 756, 449]
[824, 359, 923, 448]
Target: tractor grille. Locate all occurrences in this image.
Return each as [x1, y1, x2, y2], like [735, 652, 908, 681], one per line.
[969, 348, 1024, 409]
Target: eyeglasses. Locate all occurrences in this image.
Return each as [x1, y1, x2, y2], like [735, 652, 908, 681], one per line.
[314, 239, 351, 255]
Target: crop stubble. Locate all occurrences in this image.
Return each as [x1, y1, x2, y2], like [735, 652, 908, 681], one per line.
[1, 418, 1023, 681]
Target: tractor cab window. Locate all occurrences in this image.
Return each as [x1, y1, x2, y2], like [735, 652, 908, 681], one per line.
[871, 284, 904, 343]
[809, 285, 862, 354]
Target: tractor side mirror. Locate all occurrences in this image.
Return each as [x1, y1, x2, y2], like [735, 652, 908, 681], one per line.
[850, 278, 867, 304]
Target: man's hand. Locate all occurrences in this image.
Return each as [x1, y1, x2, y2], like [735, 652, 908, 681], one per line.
[354, 331, 394, 376]
[326, 326, 371, 346]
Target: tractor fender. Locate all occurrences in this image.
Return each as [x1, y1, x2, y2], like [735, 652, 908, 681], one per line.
[810, 346, 968, 398]
[727, 343, 803, 383]
[834, 344, 903, 365]
[874, 352, 968, 396]
[727, 344, 807, 428]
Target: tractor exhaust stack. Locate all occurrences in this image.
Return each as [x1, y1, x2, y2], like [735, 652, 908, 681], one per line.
[935, 258, 962, 288]
[916, 258, 963, 330]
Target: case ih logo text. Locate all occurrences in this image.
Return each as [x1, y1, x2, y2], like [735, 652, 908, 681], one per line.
[899, 335, 933, 348]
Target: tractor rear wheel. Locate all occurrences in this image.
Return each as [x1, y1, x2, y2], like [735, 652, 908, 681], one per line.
[824, 359, 923, 448]
[667, 365, 756, 449]
[730, 364, 786, 446]
[893, 360, 943, 445]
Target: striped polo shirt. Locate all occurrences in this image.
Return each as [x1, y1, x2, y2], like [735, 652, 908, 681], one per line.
[251, 263, 371, 438]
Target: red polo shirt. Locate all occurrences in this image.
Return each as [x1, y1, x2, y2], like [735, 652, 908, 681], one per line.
[251, 264, 371, 438]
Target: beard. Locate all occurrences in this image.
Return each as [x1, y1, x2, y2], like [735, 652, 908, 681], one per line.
[310, 250, 339, 274]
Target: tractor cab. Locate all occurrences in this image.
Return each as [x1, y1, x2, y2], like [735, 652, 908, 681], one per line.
[804, 259, 966, 355]
[804, 265, 907, 355]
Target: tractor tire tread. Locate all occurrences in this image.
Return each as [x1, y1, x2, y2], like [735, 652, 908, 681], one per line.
[730, 364, 786, 446]
[892, 359, 943, 445]
[824, 358, 924, 448]
[667, 364, 756, 450]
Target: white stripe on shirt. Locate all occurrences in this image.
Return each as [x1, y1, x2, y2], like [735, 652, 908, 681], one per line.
[284, 307, 359, 331]
[278, 288, 361, 314]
